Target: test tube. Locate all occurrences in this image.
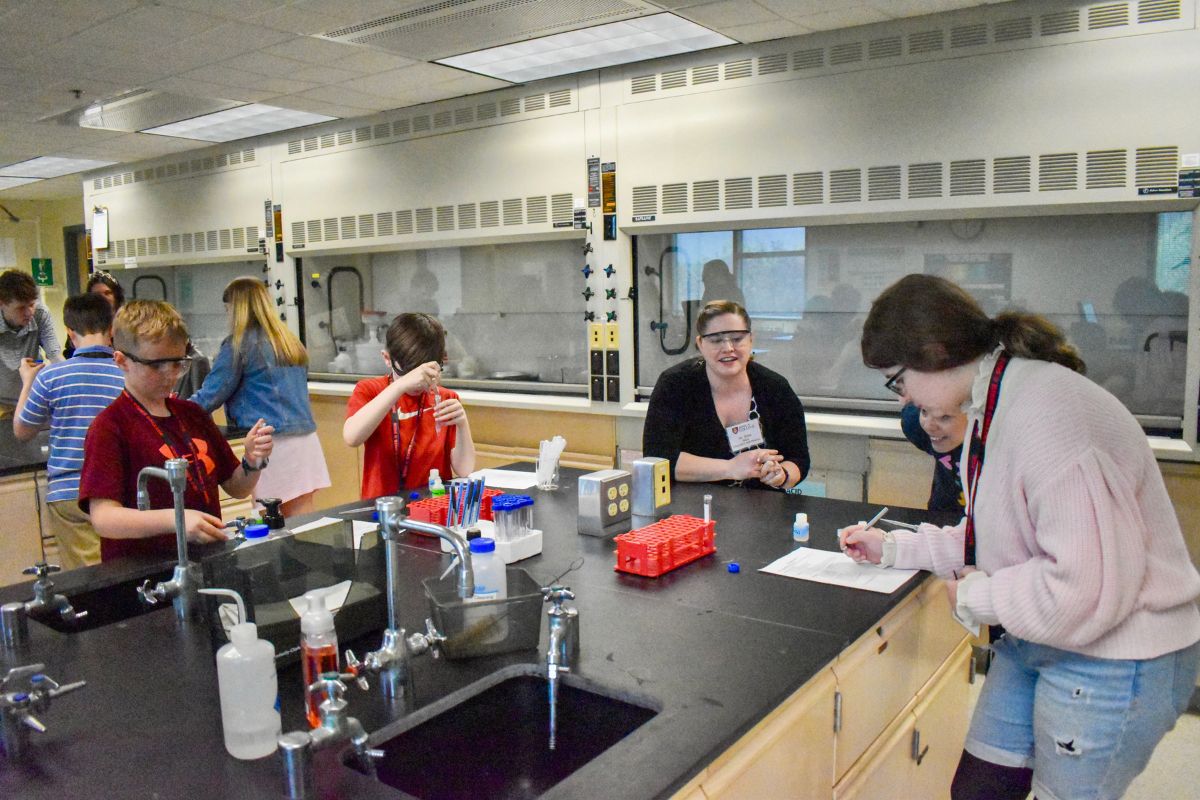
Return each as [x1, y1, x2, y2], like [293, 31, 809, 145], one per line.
[703, 494, 712, 524]
[521, 497, 534, 536]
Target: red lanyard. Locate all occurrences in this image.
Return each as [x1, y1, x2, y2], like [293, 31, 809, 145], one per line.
[388, 379, 434, 486]
[963, 352, 1010, 566]
[123, 390, 214, 507]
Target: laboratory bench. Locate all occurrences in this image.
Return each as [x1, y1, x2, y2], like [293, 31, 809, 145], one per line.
[0, 469, 972, 800]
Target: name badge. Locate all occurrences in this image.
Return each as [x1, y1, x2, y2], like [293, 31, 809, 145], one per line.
[725, 418, 765, 452]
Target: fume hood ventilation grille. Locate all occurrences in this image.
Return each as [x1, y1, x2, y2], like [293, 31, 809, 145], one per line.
[92, 148, 256, 193]
[287, 193, 574, 249]
[283, 84, 576, 161]
[625, 145, 1178, 220]
[96, 225, 260, 266]
[625, 0, 1189, 101]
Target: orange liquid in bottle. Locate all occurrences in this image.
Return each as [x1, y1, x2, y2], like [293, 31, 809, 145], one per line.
[301, 643, 339, 728]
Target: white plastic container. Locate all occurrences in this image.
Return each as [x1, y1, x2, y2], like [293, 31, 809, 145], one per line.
[199, 588, 281, 759]
[792, 512, 810, 544]
[468, 537, 507, 601]
[428, 468, 445, 496]
[300, 590, 339, 728]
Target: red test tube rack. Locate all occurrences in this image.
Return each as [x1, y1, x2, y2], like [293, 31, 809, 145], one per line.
[613, 514, 717, 578]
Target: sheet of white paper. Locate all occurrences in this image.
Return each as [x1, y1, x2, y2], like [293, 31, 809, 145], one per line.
[289, 516, 343, 534]
[352, 520, 379, 549]
[469, 468, 539, 490]
[759, 547, 919, 594]
[287, 579, 353, 617]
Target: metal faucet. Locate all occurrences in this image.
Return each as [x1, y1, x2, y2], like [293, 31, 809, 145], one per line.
[277, 672, 382, 800]
[0, 563, 88, 650]
[135, 458, 203, 622]
[0, 663, 86, 760]
[345, 497, 470, 710]
[542, 585, 579, 751]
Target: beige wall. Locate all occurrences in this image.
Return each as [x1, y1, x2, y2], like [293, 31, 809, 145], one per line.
[0, 196, 85, 338]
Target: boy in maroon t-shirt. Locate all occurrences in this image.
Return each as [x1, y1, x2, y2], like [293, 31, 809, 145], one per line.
[79, 300, 274, 561]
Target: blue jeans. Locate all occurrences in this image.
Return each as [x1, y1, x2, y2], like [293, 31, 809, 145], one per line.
[965, 635, 1200, 800]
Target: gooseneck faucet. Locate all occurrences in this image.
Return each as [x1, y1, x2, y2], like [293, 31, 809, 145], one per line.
[345, 497, 471, 710]
[543, 585, 579, 751]
[1, 563, 88, 651]
[277, 672, 382, 800]
[135, 458, 202, 621]
[1, 663, 86, 760]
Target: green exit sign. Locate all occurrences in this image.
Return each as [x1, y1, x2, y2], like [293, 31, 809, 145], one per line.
[31, 258, 53, 286]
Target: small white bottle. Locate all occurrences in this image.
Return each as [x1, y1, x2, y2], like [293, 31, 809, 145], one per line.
[792, 512, 810, 544]
[469, 537, 507, 601]
[199, 588, 281, 760]
[428, 468, 445, 496]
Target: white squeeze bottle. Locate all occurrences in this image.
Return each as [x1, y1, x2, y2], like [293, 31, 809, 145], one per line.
[199, 588, 281, 759]
[792, 512, 810, 544]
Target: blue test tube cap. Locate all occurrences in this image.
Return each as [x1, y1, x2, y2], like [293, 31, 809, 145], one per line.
[727, 562, 740, 573]
[244, 523, 270, 539]
[409, 491, 421, 501]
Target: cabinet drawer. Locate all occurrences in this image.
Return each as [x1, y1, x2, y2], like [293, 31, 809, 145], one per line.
[833, 708, 916, 800]
[910, 640, 973, 800]
[915, 578, 969, 688]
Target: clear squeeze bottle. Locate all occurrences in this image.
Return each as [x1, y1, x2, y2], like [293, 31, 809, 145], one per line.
[300, 589, 338, 728]
[428, 468, 446, 496]
[199, 588, 281, 759]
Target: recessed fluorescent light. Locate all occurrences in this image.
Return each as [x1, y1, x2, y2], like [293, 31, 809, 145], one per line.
[0, 156, 116, 179]
[0, 177, 42, 190]
[436, 12, 736, 84]
[141, 104, 337, 142]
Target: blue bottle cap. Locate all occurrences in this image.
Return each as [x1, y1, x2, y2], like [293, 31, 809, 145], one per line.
[409, 491, 421, 501]
[727, 562, 740, 573]
[468, 537, 496, 553]
[244, 523, 270, 539]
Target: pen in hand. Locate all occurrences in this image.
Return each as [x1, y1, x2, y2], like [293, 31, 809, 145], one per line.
[839, 506, 888, 553]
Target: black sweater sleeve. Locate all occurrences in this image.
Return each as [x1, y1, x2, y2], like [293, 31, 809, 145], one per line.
[753, 364, 810, 483]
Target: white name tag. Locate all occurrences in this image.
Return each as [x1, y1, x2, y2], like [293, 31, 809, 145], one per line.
[725, 418, 765, 452]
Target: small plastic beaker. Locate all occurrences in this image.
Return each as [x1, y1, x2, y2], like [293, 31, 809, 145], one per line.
[535, 457, 559, 491]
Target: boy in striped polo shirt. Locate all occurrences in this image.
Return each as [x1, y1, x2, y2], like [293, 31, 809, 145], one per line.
[14, 293, 124, 569]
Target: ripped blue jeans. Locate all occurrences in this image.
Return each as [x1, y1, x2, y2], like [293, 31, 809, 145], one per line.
[965, 635, 1200, 800]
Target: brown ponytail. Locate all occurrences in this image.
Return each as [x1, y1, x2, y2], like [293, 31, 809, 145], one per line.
[992, 312, 1085, 373]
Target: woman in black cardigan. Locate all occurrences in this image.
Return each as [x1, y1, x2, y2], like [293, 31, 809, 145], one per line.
[643, 300, 810, 491]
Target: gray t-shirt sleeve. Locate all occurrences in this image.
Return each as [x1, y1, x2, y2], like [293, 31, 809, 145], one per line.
[36, 305, 62, 360]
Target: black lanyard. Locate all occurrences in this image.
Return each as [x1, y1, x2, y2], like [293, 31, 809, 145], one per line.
[963, 353, 1011, 566]
[388, 378, 432, 485]
[123, 391, 213, 507]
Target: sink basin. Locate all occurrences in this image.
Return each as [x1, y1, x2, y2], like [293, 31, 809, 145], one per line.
[349, 664, 658, 799]
[30, 568, 175, 633]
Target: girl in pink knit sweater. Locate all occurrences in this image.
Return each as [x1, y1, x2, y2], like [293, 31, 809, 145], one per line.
[842, 274, 1200, 800]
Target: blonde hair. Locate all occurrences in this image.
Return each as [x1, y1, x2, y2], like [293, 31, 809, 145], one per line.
[113, 300, 189, 352]
[222, 277, 308, 367]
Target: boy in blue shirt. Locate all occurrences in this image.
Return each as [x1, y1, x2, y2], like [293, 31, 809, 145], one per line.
[14, 293, 124, 569]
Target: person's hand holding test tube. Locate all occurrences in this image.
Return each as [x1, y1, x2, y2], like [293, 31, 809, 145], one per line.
[838, 507, 888, 564]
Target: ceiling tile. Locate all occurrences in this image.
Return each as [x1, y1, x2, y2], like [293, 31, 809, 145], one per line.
[678, 1, 783, 28]
[68, 4, 227, 53]
[720, 19, 813, 42]
[263, 36, 367, 65]
[288, 65, 363, 85]
[221, 52, 311, 79]
[324, 48, 418, 74]
[252, 6, 349, 36]
[263, 94, 373, 119]
[794, 5, 891, 31]
[160, 0, 292, 21]
[169, 21, 298, 63]
[293, 85, 395, 111]
[147, 76, 276, 105]
[41, 0, 140, 20]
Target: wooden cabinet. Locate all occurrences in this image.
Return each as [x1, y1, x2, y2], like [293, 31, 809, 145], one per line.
[310, 393, 363, 509]
[0, 473, 48, 587]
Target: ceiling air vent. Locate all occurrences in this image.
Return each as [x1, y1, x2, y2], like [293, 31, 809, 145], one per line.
[358, 214, 374, 238]
[1041, 9, 1080, 35]
[793, 172, 823, 205]
[291, 222, 305, 247]
[1039, 153, 1078, 191]
[502, 198, 523, 226]
[337, 130, 352, 145]
[661, 69, 687, 89]
[524, 94, 546, 112]
[307, 220, 322, 243]
[525, 196, 548, 224]
[908, 29, 944, 54]
[232, 228, 246, 249]
[868, 36, 902, 59]
[1139, 0, 1182, 23]
[724, 177, 752, 209]
[1089, 3, 1129, 29]
[479, 202, 498, 228]
[136, 238, 147, 257]
[111, 241, 123, 259]
[725, 59, 752, 80]
[437, 205, 454, 231]
[434, 111, 452, 128]
[194, 231, 207, 252]
[993, 156, 1031, 193]
[182, 233, 194, 252]
[662, 183, 688, 214]
[950, 160, 986, 196]
[303, 136, 318, 152]
[867, 166, 901, 201]
[793, 48, 824, 70]
[374, 122, 391, 139]
[830, 169, 862, 203]
[693, 180, 719, 211]
[951, 23, 988, 48]
[758, 53, 787, 75]
[243, 149, 255, 162]
[758, 175, 787, 207]
[355, 126, 371, 142]
[397, 209, 415, 234]
[170, 234, 181, 253]
[320, 134, 335, 149]
[631, 74, 656, 94]
[457, 204, 476, 230]
[413, 115, 431, 131]
[549, 89, 571, 107]
[416, 208, 434, 233]
[1135, 146, 1178, 187]
[477, 103, 496, 120]
[377, 211, 395, 237]
[454, 107, 474, 125]
[395, 118, 411, 134]
[165, 164, 178, 177]
[995, 16, 1034, 41]
[551, 193, 573, 225]
[340, 216, 357, 239]
[207, 230, 219, 250]
[632, 186, 657, 216]
[1086, 150, 1126, 188]
[829, 42, 863, 65]
[692, 64, 719, 85]
[147, 236, 159, 256]
[500, 98, 520, 116]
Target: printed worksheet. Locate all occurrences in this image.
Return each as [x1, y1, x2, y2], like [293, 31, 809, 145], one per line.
[759, 547, 919, 594]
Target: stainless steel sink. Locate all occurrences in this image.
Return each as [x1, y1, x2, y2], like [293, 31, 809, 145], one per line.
[348, 663, 658, 799]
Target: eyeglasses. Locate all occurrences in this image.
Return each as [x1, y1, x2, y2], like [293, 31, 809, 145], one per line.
[120, 350, 194, 372]
[699, 329, 751, 347]
[884, 366, 907, 396]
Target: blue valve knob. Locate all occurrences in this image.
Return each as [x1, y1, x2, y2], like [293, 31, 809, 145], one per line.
[581, 264, 593, 278]
[603, 264, 616, 277]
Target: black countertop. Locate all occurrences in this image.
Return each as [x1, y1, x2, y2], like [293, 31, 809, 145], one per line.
[0, 469, 948, 799]
[0, 426, 49, 477]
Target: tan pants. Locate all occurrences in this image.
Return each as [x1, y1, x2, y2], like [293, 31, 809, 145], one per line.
[46, 500, 101, 570]
[0, 403, 13, 420]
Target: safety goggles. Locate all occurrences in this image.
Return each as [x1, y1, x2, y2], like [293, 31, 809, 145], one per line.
[698, 329, 751, 347]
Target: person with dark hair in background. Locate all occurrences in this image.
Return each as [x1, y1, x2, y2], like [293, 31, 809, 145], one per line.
[65, 270, 126, 359]
[0, 269, 61, 418]
[644, 300, 809, 491]
[840, 274, 1199, 800]
[13, 293, 123, 568]
[899, 402, 967, 514]
[699, 258, 746, 309]
[343, 312, 476, 499]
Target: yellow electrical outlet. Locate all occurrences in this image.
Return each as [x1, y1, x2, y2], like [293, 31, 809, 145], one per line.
[654, 458, 671, 507]
[604, 322, 619, 349]
[588, 323, 604, 350]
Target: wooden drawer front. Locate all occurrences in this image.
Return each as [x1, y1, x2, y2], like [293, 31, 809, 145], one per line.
[909, 641, 973, 800]
[310, 393, 362, 509]
[701, 668, 837, 800]
[833, 709, 916, 800]
[832, 595, 922, 780]
[914, 579, 969, 688]
[0, 475, 44, 587]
